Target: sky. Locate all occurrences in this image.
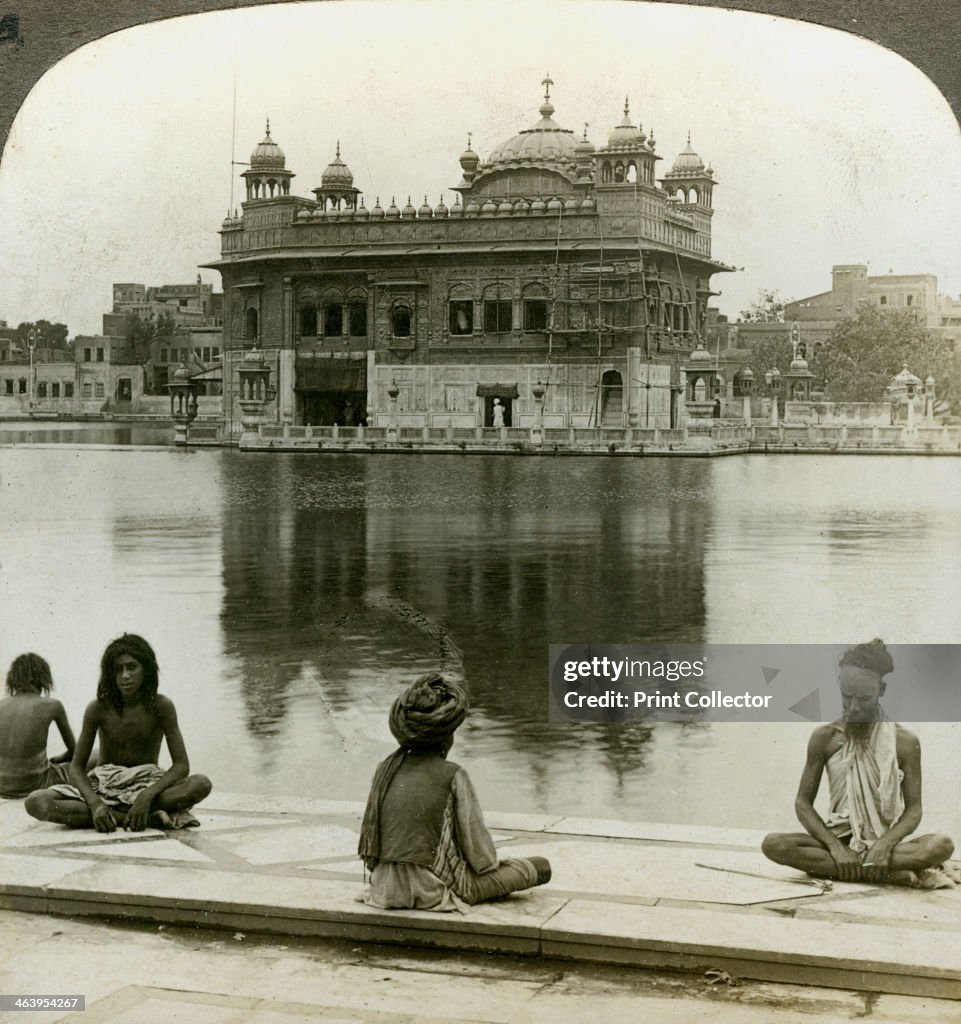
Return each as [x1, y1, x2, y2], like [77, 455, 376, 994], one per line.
[1, 0, 960, 337]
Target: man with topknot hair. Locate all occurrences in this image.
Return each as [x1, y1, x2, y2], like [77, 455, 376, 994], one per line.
[762, 640, 955, 887]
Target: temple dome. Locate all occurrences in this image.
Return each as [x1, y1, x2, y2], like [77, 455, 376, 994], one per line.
[487, 79, 575, 167]
[321, 142, 354, 186]
[606, 99, 643, 151]
[688, 342, 712, 364]
[671, 135, 706, 174]
[250, 121, 285, 169]
[459, 136, 480, 173]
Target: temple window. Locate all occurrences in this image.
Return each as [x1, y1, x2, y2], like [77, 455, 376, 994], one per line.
[245, 307, 259, 339]
[65, 382, 74, 397]
[390, 306, 412, 338]
[95, 381, 105, 398]
[52, 382, 60, 398]
[4, 379, 11, 395]
[348, 302, 368, 337]
[449, 300, 474, 335]
[484, 300, 512, 334]
[37, 381, 47, 398]
[879, 296, 887, 306]
[18, 378, 26, 394]
[324, 304, 343, 337]
[524, 299, 548, 332]
[299, 305, 318, 336]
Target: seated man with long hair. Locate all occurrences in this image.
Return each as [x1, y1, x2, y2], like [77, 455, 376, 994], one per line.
[762, 639, 954, 887]
[25, 634, 211, 832]
[359, 673, 551, 911]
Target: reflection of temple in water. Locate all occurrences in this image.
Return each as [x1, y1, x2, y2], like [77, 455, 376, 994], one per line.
[217, 454, 710, 795]
[219, 455, 372, 737]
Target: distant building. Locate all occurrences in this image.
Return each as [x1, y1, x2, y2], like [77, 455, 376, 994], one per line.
[0, 333, 143, 416]
[787, 265, 939, 328]
[102, 276, 224, 393]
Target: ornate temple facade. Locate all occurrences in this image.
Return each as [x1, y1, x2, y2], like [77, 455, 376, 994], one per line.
[208, 79, 734, 433]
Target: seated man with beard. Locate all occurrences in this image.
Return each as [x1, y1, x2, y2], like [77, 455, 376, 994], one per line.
[762, 640, 954, 886]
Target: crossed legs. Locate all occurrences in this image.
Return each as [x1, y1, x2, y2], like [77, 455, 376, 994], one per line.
[762, 831, 954, 880]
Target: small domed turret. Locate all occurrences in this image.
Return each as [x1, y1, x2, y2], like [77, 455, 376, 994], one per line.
[606, 98, 643, 151]
[321, 141, 354, 186]
[671, 132, 705, 174]
[243, 119, 295, 200]
[250, 120, 286, 169]
[459, 133, 480, 176]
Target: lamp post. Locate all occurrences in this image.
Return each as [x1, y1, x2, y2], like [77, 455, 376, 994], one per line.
[236, 347, 274, 448]
[26, 326, 42, 416]
[166, 363, 199, 446]
[764, 367, 782, 426]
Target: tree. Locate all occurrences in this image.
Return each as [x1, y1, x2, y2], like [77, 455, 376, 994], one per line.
[740, 333, 805, 400]
[738, 288, 793, 324]
[819, 305, 958, 410]
[14, 320, 70, 349]
[125, 311, 181, 366]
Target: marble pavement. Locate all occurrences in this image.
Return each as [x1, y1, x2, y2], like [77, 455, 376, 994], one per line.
[1, 792, 959, 1002]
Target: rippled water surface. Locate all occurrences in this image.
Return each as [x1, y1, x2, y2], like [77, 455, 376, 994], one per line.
[2, 426, 959, 836]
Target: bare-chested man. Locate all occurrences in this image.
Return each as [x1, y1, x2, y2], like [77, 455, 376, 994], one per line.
[0, 653, 76, 799]
[762, 640, 954, 885]
[25, 634, 211, 832]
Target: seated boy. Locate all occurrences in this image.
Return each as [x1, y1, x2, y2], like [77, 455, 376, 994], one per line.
[25, 634, 211, 831]
[0, 653, 76, 799]
[358, 673, 551, 911]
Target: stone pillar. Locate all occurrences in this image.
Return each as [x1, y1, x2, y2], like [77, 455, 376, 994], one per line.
[530, 381, 546, 445]
[387, 381, 399, 441]
[278, 349, 295, 425]
[626, 347, 640, 428]
[742, 395, 751, 427]
[770, 394, 779, 427]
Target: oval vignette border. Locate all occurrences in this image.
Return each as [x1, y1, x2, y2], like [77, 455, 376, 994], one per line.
[0, 0, 960, 165]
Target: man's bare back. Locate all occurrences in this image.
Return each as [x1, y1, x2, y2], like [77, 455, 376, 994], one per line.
[0, 654, 76, 799]
[0, 694, 70, 763]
